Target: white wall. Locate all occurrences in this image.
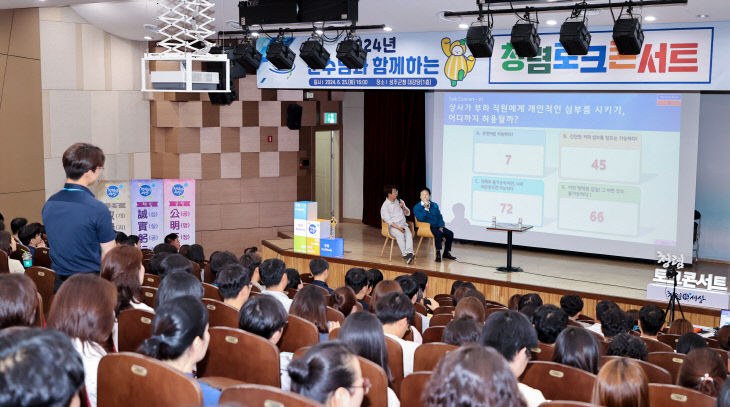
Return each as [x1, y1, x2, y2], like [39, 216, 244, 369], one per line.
[342, 91, 364, 220]
[40, 7, 150, 198]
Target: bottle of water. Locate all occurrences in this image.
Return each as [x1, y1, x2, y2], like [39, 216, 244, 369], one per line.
[22, 251, 32, 268]
[518, 217, 523, 228]
[491, 216, 497, 227]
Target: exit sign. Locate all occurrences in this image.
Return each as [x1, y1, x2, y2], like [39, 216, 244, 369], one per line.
[324, 112, 337, 124]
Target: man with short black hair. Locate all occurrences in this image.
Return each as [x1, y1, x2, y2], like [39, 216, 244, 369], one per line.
[208, 251, 238, 281]
[18, 223, 46, 255]
[412, 187, 456, 262]
[309, 257, 332, 293]
[115, 231, 128, 246]
[480, 310, 546, 407]
[606, 333, 648, 361]
[10, 217, 27, 244]
[588, 300, 620, 337]
[600, 307, 630, 339]
[380, 185, 414, 264]
[376, 291, 418, 375]
[260, 258, 291, 311]
[42, 143, 116, 292]
[153, 242, 177, 254]
[396, 274, 429, 335]
[560, 294, 584, 320]
[216, 263, 252, 310]
[533, 304, 568, 344]
[158, 253, 194, 280]
[164, 233, 181, 250]
[345, 267, 370, 311]
[638, 305, 665, 340]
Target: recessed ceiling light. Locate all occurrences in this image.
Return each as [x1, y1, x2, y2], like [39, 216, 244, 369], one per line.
[697, 14, 709, 19]
[251, 32, 259, 37]
[459, 23, 469, 29]
[546, 20, 557, 26]
[383, 26, 392, 32]
[315, 29, 323, 35]
[645, 16, 656, 22]
[144, 36, 152, 40]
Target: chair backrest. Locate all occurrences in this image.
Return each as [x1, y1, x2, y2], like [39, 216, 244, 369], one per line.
[24, 266, 55, 316]
[278, 314, 319, 353]
[9, 247, 24, 262]
[286, 287, 297, 299]
[414, 218, 434, 238]
[202, 282, 223, 301]
[381, 220, 393, 239]
[117, 309, 155, 353]
[647, 352, 686, 384]
[648, 383, 716, 407]
[429, 313, 453, 327]
[520, 361, 597, 403]
[326, 306, 345, 324]
[139, 286, 157, 309]
[142, 273, 160, 288]
[300, 273, 314, 284]
[567, 319, 584, 328]
[422, 326, 446, 344]
[191, 262, 201, 281]
[0, 249, 10, 273]
[414, 302, 427, 316]
[532, 342, 555, 362]
[539, 402, 598, 407]
[576, 314, 595, 324]
[32, 247, 51, 268]
[400, 372, 431, 407]
[98, 352, 203, 407]
[198, 327, 281, 387]
[219, 384, 324, 407]
[329, 327, 340, 340]
[412, 311, 423, 334]
[384, 336, 405, 394]
[433, 294, 453, 306]
[706, 337, 722, 349]
[601, 356, 672, 384]
[641, 337, 674, 353]
[202, 262, 214, 284]
[413, 343, 458, 371]
[711, 347, 729, 366]
[484, 307, 507, 319]
[432, 306, 454, 315]
[202, 298, 239, 329]
[358, 356, 389, 407]
[657, 333, 681, 349]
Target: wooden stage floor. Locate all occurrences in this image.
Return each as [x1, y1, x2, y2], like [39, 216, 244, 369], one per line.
[263, 223, 728, 325]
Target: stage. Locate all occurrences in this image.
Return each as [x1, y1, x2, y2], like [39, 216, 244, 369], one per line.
[262, 223, 727, 327]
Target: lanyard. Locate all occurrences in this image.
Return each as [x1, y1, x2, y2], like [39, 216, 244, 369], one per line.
[63, 188, 85, 192]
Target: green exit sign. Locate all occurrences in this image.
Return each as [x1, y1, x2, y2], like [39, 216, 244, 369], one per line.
[324, 112, 337, 124]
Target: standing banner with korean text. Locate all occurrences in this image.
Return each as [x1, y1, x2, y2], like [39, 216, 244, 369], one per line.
[163, 179, 196, 246]
[256, 23, 730, 90]
[131, 180, 164, 249]
[96, 181, 131, 235]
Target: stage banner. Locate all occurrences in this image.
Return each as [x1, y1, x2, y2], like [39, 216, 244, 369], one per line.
[163, 179, 196, 245]
[294, 201, 318, 253]
[256, 25, 724, 90]
[131, 180, 164, 249]
[96, 181, 131, 235]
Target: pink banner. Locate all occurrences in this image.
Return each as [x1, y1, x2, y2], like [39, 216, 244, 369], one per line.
[163, 179, 196, 245]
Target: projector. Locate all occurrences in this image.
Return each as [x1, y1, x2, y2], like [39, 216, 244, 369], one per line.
[150, 70, 219, 91]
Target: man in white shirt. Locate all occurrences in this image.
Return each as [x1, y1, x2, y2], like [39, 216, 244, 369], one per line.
[481, 310, 546, 407]
[259, 258, 292, 312]
[380, 185, 414, 264]
[376, 291, 418, 376]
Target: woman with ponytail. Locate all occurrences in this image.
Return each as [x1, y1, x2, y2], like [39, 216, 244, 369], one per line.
[138, 295, 219, 405]
[677, 347, 727, 397]
[288, 342, 367, 407]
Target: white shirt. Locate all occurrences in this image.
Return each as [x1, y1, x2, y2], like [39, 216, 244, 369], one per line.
[280, 352, 293, 391]
[387, 387, 400, 407]
[518, 383, 547, 407]
[263, 290, 293, 312]
[8, 258, 24, 274]
[385, 333, 418, 376]
[587, 323, 605, 338]
[419, 314, 430, 332]
[72, 339, 106, 407]
[381, 199, 410, 228]
[131, 299, 154, 313]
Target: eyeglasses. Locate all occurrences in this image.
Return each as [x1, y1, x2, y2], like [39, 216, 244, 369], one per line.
[350, 377, 371, 395]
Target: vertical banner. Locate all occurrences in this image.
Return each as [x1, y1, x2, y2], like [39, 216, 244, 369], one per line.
[163, 179, 196, 245]
[96, 181, 131, 234]
[130, 180, 164, 249]
[294, 201, 317, 253]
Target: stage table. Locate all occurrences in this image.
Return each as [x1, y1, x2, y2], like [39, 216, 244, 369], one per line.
[487, 223, 533, 273]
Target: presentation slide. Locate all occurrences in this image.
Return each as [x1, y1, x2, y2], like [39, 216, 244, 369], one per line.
[429, 92, 699, 261]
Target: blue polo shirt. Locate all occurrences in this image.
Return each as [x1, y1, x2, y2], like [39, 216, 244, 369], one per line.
[42, 183, 116, 276]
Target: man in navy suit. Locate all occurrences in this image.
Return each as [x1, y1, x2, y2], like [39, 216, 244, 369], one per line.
[412, 188, 456, 263]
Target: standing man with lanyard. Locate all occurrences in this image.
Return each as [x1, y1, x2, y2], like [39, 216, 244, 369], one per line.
[42, 143, 116, 292]
[413, 187, 456, 263]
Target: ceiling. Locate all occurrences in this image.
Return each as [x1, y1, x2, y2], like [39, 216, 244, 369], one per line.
[3, 0, 729, 41]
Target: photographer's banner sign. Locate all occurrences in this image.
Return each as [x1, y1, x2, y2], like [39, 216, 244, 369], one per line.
[256, 24, 726, 90]
[163, 179, 196, 245]
[131, 180, 164, 249]
[96, 181, 131, 235]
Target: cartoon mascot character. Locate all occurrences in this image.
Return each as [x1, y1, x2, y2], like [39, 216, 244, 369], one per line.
[441, 37, 476, 87]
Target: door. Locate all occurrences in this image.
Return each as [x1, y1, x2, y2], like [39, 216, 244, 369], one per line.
[314, 130, 341, 220]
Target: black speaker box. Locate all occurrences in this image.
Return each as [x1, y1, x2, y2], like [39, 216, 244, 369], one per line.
[560, 21, 591, 55]
[287, 104, 303, 130]
[510, 23, 540, 58]
[613, 18, 644, 55]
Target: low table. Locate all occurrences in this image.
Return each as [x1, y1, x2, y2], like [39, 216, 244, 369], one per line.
[486, 223, 533, 273]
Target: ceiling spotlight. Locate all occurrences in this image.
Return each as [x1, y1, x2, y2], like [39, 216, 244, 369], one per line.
[645, 16, 656, 22]
[383, 26, 393, 32]
[234, 38, 262, 72]
[459, 23, 469, 29]
[300, 34, 330, 70]
[612, 5, 644, 56]
[266, 33, 296, 70]
[511, 21, 540, 58]
[560, 4, 591, 55]
[546, 19, 557, 26]
[315, 29, 324, 35]
[143, 36, 153, 40]
[697, 14, 709, 19]
[251, 32, 259, 37]
[337, 32, 367, 69]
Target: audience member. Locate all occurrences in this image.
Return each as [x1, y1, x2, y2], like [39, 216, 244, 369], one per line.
[164, 233, 181, 250]
[48, 274, 117, 407]
[677, 347, 727, 397]
[100, 245, 153, 314]
[395, 274, 428, 336]
[291, 285, 338, 343]
[380, 185, 415, 264]
[138, 296, 219, 405]
[518, 304, 539, 322]
[717, 325, 730, 351]
[508, 293, 522, 310]
[115, 231, 128, 246]
[588, 300, 619, 337]
[454, 296, 486, 324]
[669, 318, 694, 335]
[423, 345, 526, 407]
[158, 253, 194, 280]
[450, 280, 464, 296]
[376, 292, 418, 376]
[552, 326, 601, 374]
[518, 293, 543, 311]
[560, 294, 584, 321]
[339, 311, 399, 407]
[125, 235, 140, 248]
[214, 263, 251, 310]
[452, 283, 476, 305]
[260, 258, 292, 312]
[185, 243, 205, 267]
[285, 268, 303, 290]
[18, 222, 46, 255]
[601, 307, 630, 340]
[153, 242, 177, 254]
[627, 309, 640, 332]
[533, 304, 569, 344]
[310, 257, 333, 293]
[178, 244, 190, 258]
[442, 317, 482, 346]
[676, 332, 708, 354]
[411, 271, 439, 311]
[480, 310, 545, 407]
[638, 305, 665, 339]
[331, 286, 357, 317]
[413, 187, 456, 262]
[366, 268, 383, 295]
[461, 289, 487, 308]
[0, 231, 24, 273]
[146, 252, 170, 276]
[592, 358, 649, 407]
[9, 217, 27, 243]
[238, 295, 292, 390]
[606, 333, 648, 361]
[717, 378, 730, 407]
[155, 270, 203, 308]
[371, 280, 402, 312]
[345, 267, 371, 311]
[0, 274, 38, 328]
[0, 328, 85, 407]
[240, 248, 264, 291]
[288, 342, 366, 407]
[208, 251, 238, 281]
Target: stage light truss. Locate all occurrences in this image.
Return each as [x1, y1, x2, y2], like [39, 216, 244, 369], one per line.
[157, 0, 216, 55]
